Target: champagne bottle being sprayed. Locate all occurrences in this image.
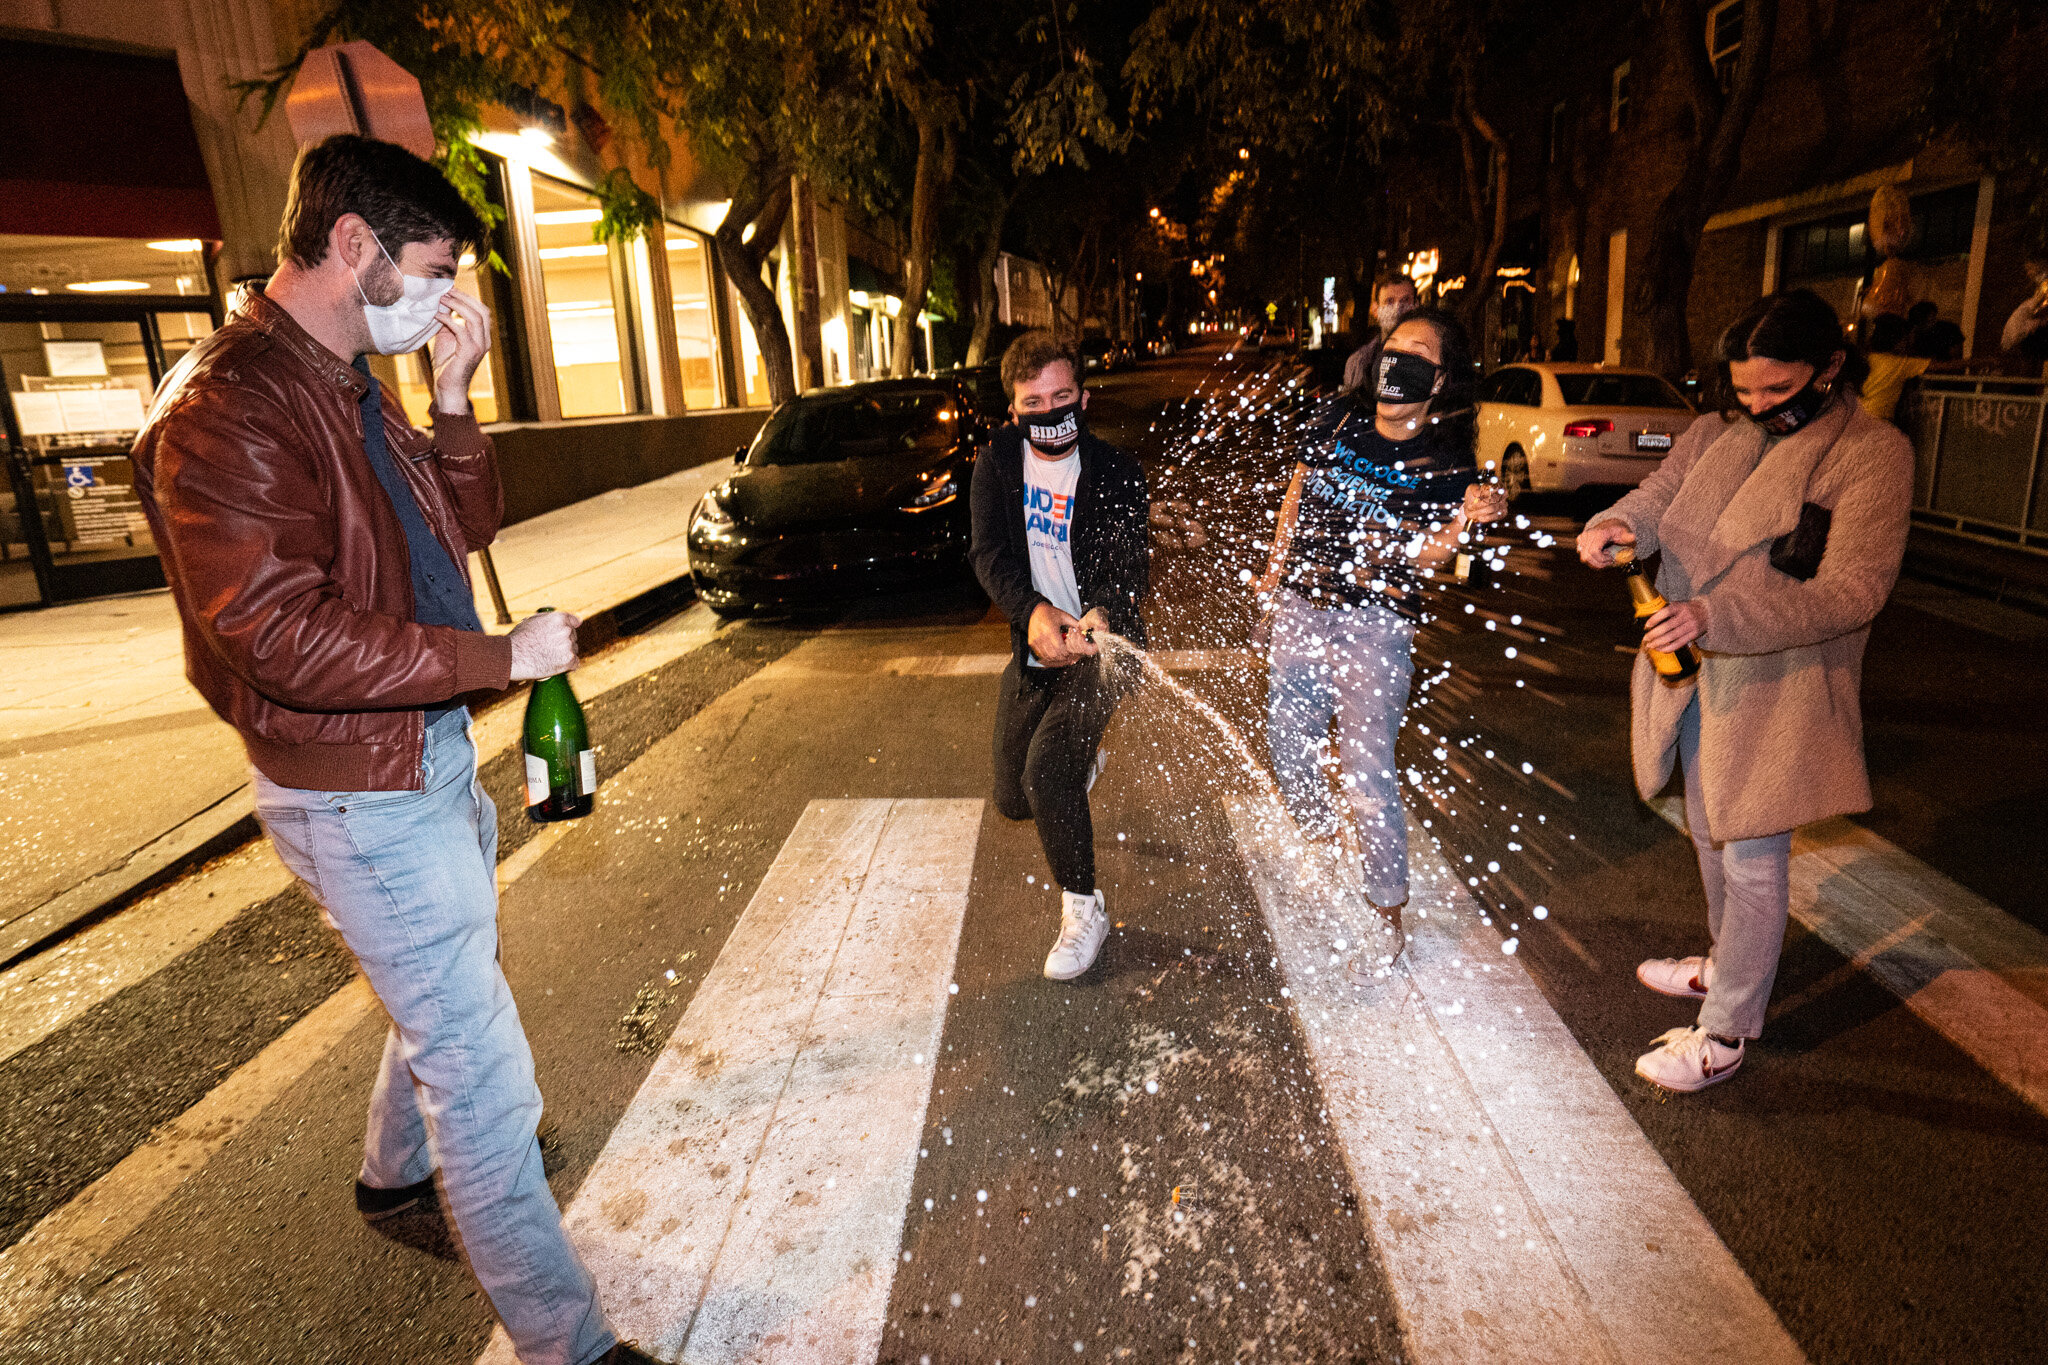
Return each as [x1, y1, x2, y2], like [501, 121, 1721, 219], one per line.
[1612, 546, 1700, 681]
[522, 608, 596, 822]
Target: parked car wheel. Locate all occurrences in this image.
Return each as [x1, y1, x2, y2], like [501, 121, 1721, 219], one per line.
[1502, 446, 1531, 501]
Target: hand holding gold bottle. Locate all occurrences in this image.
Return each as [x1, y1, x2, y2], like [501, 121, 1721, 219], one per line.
[1613, 547, 1700, 682]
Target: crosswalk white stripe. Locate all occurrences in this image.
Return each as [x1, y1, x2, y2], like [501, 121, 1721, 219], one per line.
[1227, 800, 1803, 1365]
[478, 797, 982, 1364]
[1649, 797, 2048, 1115]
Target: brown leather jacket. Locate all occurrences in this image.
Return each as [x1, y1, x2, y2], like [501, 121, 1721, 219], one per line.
[133, 290, 513, 792]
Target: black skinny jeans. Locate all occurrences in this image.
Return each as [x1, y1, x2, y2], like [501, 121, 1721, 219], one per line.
[992, 654, 1128, 895]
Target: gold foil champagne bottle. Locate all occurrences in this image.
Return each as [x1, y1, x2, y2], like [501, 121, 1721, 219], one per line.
[1613, 546, 1700, 681]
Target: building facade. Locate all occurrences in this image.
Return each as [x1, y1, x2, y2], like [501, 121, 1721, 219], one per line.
[1385, 0, 2037, 377]
[0, 5, 927, 609]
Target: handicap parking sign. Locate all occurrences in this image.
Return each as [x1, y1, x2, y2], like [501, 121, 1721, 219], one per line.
[64, 462, 98, 490]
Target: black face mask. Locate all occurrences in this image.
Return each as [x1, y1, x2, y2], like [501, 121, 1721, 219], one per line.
[1376, 350, 1441, 405]
[1021, 399, 1084, 454]
[1751, 377, 1832, 436]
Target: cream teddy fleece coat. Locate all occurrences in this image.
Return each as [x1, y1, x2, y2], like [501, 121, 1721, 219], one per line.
[1596, 397, 1914, 843]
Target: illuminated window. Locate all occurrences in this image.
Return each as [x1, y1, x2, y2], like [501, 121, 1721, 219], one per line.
[1708, 0, 1743, 91]
[392, 254, 500, 425]
[532, 177, 641, 418]
[665, 228, 721, 409]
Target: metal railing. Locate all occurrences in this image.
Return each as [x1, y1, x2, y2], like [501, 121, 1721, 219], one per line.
[1898, 375, 2048, 556]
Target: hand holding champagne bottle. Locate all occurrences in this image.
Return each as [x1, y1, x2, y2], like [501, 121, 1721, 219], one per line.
[1613, 546, 1701, 681]
[520, 607, 596, 822]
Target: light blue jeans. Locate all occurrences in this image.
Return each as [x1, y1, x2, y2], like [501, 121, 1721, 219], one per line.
[1678, 694, 1793, 1040]
[1266, 591, 1418, 907]
[253, 708, 613, 1365]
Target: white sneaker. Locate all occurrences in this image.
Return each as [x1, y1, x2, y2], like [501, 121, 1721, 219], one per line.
[1044, 890, 1109, 981]
[1346, 899, 1406, 983]
[1635, 1025, 1744, 1092]
[1637, 954, 1713, 999]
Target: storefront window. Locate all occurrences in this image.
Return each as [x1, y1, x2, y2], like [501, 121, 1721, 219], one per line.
[390, 254, 500, 426]
[532, 178, 640, 419]
[1, 315, 176, 607]
[0, 234, 210, 298]
[666, 229, 721, 409]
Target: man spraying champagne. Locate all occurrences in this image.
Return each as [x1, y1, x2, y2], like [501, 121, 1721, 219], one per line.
[970, 331, 1150, 981]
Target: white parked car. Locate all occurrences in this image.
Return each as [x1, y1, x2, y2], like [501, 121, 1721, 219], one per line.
[1475, 363, 1699, 498]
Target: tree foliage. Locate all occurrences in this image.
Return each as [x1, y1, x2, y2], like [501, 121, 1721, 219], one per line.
[1918, 0, 2048, 250]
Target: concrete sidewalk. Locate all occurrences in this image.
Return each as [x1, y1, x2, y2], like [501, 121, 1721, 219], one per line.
[0, 460, 729, 964]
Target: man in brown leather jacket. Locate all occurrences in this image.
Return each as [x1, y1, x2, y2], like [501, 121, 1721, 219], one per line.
[133, 137, 645, 1365]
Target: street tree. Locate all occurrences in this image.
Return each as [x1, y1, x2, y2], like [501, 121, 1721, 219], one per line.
[243, 0, 890, 407]
[902, 0, 1133, 367]
[1125, 0, 1396, 331]
[1629, 0, 1781, 378]
[1916, 0, 2048, 251]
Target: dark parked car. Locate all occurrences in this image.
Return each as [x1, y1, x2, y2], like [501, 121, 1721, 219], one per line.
[950, 361, 1009, 420]
[687, 379, 988, 615]
[1078, 335, 1138, 374]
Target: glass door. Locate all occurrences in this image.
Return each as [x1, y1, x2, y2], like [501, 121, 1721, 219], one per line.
[0, 305, 215, 607]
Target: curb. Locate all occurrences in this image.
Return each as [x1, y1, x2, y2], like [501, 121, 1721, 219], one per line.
[0, 570, 699, 974]
[0, 791, 260, 973]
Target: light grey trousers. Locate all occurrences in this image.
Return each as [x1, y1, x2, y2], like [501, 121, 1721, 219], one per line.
[1678, 694, 1793, 1040]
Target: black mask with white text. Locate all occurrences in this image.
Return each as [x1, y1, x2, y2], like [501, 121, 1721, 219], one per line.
[1021, 400, 1084, 455]
[1376, 350, 1441, 405]
[1750, 378, 1832, 436]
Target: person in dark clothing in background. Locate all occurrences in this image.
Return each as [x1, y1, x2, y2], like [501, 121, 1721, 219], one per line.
[1340, 275, 1420, 395]
[1551, 318, 1580, 362]
[970, 331, 1150, 981]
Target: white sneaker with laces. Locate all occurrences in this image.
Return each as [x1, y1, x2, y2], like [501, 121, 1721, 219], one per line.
[1635, 1024, 1744, 1092]
[1044, 890, 1108, 981]
[1637, 954, 1713, 999]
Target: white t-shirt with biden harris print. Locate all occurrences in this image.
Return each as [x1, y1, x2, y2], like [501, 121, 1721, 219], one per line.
[1022, 447, 1084, 666]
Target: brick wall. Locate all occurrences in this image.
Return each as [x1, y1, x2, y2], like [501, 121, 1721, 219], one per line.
[1389, 0, 2025, 376]
[1689, 223, 1770, 371]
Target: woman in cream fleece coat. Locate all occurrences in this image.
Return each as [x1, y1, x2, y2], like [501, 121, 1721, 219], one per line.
[1579, 290, 1914, 1093]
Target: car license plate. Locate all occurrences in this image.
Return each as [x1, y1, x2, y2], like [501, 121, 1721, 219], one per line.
[1633, 431, 1673, 454]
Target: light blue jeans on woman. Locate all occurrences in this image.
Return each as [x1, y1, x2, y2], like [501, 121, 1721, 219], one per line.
[1266, 590, 1418, 907]
[1677, 693, 1793, 1040]
[253, 707, 613, 1365]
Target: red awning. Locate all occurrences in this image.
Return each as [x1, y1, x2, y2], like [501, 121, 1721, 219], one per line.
[0, 36, 223, 241]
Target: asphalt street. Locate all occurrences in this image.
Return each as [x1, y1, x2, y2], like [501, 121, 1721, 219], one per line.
[0, 340, 2043, 1364]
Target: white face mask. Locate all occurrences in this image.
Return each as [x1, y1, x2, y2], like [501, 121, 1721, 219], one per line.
[353, 229, 454, 355]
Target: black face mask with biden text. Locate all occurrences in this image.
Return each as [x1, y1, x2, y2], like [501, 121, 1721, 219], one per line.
[1021, 400, 1084, 455]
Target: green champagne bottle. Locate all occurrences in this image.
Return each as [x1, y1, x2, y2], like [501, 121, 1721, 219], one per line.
[522, 608, 595, 822]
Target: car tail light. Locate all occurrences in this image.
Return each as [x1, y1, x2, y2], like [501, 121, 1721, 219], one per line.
[1563, 418, 1613, 438]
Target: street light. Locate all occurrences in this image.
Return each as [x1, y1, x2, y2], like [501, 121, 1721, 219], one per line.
[1237, 147, 1250, 161]
[1149, 207, 1160, 218]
